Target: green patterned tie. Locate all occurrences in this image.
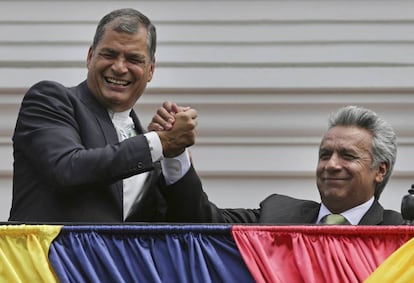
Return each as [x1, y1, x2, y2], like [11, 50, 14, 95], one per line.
[321, 214, 350, 225]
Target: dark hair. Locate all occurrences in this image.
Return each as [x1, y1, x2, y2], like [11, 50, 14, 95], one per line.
[328, 105, 397, 199]
[92, 8, 156, 62]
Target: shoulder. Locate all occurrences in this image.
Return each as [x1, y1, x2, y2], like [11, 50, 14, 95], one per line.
[382, 209, 404, 225]
[25, 80, 81, 99]
[362, 200, 404, 225]
[261, 193, 319, 208]
[28, 80, 68, 93]
[259, 194, 320, 223]
[23, 80, 84, 107]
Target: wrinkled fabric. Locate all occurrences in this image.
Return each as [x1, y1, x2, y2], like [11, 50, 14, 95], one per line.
[3, 224, 414, 283]
[0, 224, 61, 283]
[365, 236, 414, 283]
[48, 224, 254, 283]
[232, 225, 414, 283]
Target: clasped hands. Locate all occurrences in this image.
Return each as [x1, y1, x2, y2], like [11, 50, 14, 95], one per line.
[149, 101, 197, 158]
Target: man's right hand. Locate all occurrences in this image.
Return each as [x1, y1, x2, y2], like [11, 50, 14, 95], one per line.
[149, 101, 197, 157]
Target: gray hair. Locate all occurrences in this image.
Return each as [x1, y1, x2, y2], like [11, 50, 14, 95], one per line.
[91, 8, 156, 62]
[328, 105, 397, 199]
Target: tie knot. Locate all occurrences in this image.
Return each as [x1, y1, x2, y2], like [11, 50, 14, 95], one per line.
[117, 123, 137, 140]
[321, 214, 350, 225]
[111, 112, 137, 141]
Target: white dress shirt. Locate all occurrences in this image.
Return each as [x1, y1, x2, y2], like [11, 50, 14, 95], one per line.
[316, 197, 375, 225]
[109, 109, 191, 219]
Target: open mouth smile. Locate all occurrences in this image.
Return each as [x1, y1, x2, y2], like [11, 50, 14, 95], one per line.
[105, 77, 131, 86]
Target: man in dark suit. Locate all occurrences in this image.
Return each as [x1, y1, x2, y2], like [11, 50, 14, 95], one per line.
[9, 8, 200, 222]
[152, 105, 404, 225]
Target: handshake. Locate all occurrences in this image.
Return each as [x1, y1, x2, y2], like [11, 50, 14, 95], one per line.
[148, 101, 198, 158]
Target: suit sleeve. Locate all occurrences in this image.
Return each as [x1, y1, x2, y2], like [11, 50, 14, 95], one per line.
[13, 81, 154, 192]
[161, 166, 260, 223]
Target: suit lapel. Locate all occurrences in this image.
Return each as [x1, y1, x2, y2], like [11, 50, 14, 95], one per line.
[130, 109, 145, 135]
[76, 84, 162, 219]
[76, 81, 123, 206]
[77, 82, 119, 145]
[302, 206, 321, 223]
[359, 200, 383, 225]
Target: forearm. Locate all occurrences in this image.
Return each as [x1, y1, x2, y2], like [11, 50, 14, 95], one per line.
[161, 166, 220, 222]
[17, 129, 154, 189]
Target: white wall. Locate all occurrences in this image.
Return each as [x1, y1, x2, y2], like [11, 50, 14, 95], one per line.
[1, 0, 414, 221]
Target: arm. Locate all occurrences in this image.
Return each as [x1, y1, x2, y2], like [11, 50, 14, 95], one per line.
[13, 81, 195, 192]
[151, 101, 261, 223]
[160, 166, 260, 223]
[14, 81, 135, 190]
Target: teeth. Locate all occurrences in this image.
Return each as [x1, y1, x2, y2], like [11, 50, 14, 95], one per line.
[106, 77, 129, 86]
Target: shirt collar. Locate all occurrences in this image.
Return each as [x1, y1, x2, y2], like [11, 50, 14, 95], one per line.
[317, 197, 374, 225]
[108, 109, 132, 125]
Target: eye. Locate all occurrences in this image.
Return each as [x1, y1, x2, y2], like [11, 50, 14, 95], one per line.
[127, 55, 146, 65]
[99, 52, 115, 59]
[319, 151, 331, 160]
[343, 154, 357, 160]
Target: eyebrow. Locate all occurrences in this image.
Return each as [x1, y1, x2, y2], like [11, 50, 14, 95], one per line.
[127, 53, 146, 60]
[100, 47, 117, 54]
[100, 47, 146, 59]
[319, 146, 359, 155]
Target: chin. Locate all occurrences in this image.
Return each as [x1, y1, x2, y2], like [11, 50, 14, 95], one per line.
[321, 190, 347, 202]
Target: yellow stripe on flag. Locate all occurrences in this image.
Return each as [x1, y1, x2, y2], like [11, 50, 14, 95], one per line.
[365, 237, 414, 283]
[0, 225, 62, 283]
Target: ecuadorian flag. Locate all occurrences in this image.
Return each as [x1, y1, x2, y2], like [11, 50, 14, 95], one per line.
[0, 225, 61, 282]
[1, 224, 414, 282]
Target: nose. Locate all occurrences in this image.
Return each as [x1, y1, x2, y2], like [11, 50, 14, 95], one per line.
[111, 58, 128, 74]
[325, 153, 342, 170]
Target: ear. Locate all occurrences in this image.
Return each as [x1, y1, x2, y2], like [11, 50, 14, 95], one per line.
[147, 58, 155, 82]
[86, 46, 93, 69]
[375, 162, 388, 183]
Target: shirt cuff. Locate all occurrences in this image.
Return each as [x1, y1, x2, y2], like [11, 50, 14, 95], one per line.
[144, 131, 163, 162]
[161, 149, 191, 185]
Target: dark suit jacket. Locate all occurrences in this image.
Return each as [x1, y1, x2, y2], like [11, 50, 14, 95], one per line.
[9, 80, 201, 223]
[163, 185, 404, 225]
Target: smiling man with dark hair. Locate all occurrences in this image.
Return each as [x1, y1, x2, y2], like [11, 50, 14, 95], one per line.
[9, 8, 199, 222]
